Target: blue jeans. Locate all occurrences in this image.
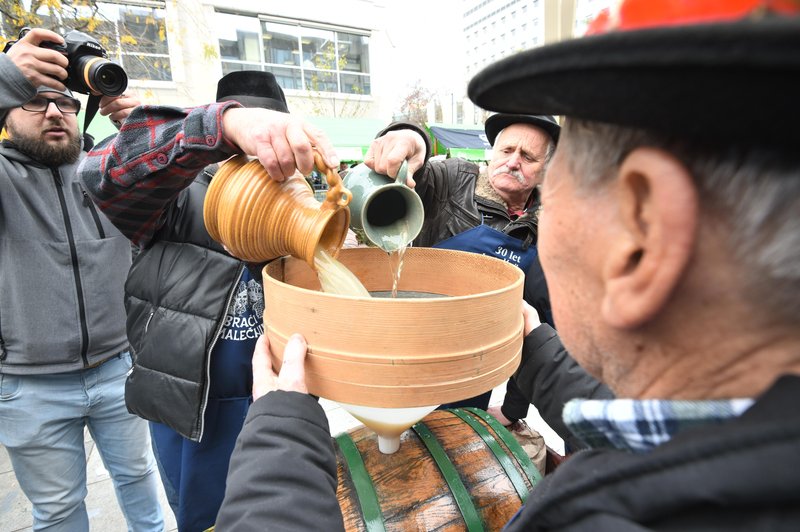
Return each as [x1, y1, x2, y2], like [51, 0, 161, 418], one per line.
[0, 353, 164, 531]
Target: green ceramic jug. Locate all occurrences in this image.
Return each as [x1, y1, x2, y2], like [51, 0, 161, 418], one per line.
[342, 161, 424, 251]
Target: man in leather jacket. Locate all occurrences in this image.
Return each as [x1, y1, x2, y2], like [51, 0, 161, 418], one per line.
[373, 115, 560, 413]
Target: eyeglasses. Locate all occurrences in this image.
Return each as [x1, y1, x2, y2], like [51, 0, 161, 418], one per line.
[21, 96, 81, 114]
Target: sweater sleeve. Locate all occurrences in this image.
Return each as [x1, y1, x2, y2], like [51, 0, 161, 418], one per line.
[513, 324, 614, 450]
[77, 101, 242, 247]
[0, 53, 37, 127]
[216, 390, 345, 532]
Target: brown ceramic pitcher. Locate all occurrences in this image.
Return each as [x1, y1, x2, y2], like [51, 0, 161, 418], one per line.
[203, 151, 352, 267]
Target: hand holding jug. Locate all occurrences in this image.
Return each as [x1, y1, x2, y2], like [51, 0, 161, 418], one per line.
[342, 161, 424, 252]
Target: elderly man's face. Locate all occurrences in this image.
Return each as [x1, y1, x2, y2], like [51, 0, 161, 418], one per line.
[537, 137, 616, 379]
[5, 91, 81, 166]
[487, 123, 550, 197]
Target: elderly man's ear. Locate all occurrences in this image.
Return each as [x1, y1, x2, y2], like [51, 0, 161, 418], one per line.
[600, 147, 699, 329]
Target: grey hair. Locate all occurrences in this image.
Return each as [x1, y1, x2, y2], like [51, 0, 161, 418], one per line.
[561, 118, 800, 325]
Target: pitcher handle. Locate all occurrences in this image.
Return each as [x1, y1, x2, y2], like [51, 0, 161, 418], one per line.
[395, 160, 409, 186]
[314, 151, 352, 210]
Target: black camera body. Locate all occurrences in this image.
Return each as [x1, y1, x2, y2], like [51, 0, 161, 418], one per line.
[40, 30, 128, 97]
[4, 28, 127, 97]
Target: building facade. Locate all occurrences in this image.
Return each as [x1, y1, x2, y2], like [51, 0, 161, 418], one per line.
[3, 0, 614, 130]
[430, 0, 614, 126]
[4, 0, 427, 121]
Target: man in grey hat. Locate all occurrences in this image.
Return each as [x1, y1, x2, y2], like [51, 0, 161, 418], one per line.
[0, 28, 163, 531]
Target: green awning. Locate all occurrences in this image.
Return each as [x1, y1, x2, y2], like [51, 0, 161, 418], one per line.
[305, 116, 386, 162]
[76, 111, 387, 161]
[426, 122, 492, 162]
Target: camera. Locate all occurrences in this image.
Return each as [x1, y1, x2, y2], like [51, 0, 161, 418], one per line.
[4, 28, 127, 97]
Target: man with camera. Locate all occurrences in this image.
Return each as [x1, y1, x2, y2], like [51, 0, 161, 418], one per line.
[0, 28, 163, 531]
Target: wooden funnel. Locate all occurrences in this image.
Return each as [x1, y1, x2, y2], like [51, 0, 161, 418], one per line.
[262, 247, 525, 445]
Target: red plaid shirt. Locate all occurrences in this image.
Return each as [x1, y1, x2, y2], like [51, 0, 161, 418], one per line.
[78, 101, 241, 246]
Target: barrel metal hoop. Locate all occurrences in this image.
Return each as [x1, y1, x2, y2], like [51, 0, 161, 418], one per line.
[411, 420, 485, 532]
[451, 408, 531, 503]
[335, 433, 387, 532]
[463, 407, 543, 486]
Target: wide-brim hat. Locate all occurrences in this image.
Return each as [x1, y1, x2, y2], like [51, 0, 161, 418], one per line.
[468, 11, 800, 148]
[216, 71, 289, 113]
[484, 113, 560, 145]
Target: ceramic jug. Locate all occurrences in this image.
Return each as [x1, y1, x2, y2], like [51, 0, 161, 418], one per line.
[204, 152, 352, 268]
[342, 161, 424, 251]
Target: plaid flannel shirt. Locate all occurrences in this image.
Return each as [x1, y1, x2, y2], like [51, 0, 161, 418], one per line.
[78, 101, 242, 247]
[563, 396, 754, 453]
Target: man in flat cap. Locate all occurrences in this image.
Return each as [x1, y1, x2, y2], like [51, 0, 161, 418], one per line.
[365, 113, 564, 417]
[213, 1, 800, 530]
[371, 113, 558, 272]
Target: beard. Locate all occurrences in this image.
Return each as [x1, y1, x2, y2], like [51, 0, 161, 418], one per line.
[6, 119, 81, 167]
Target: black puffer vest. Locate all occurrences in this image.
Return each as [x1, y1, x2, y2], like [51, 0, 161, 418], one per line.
[124, 165, 245, 441]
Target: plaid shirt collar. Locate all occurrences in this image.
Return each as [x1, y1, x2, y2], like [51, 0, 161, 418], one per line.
[563, 397, 754, 453]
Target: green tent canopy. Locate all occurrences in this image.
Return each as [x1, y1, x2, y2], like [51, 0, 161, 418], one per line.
[305, 116, 386, 163]
[77, 110, 386, 163]
[426, 122, 492, 162]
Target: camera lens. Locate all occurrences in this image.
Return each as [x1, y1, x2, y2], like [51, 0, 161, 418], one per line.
[76, 56, 128, 96]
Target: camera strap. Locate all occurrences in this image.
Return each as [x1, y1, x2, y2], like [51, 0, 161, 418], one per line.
[83, 94, 102, 133]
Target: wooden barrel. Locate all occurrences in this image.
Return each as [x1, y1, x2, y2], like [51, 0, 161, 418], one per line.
[335, 408, 543, 532]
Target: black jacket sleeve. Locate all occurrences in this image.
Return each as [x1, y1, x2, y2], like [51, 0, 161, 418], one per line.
[523, 256, 553, 328]
[500, 256, 555, 422]
[216, 391, 345, 532]
[500, 377, 532, 423]
[513, 324, 614, 451]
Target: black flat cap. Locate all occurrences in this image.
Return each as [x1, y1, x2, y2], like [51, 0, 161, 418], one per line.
[468, 6, 800, 149]
[484, 113, 560, 145]
[216, 71, 289, 113]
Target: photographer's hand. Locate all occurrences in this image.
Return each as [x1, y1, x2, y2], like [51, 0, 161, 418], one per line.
[5, 28, 68, 92]
[99, 93, 141, 128]
[221, 107, 339, 181]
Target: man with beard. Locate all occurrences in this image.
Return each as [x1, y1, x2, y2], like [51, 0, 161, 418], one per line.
[0, 28, 163, 531]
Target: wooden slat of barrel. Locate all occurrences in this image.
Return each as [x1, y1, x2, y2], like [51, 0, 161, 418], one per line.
[336, 410, 539, 531]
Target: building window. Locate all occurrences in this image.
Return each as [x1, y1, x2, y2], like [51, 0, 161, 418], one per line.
[216, 12, 371, 96]
[27, 1, 173, 82]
